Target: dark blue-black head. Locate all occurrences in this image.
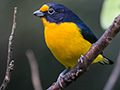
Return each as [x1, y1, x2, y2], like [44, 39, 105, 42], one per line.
[33, 3, 81, 24]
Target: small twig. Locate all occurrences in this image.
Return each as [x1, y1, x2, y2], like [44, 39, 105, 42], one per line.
[26, 49, 43, 90]
[47, 14, 120, 90]
[7, 7, 17, 66]
[0, 7, 17, 90]
[103, 51, 120, 90]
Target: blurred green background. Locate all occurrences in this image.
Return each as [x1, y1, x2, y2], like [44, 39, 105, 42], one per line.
[0, 0, 120, 90]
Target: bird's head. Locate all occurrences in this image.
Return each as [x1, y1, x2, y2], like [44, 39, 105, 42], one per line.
[33, 3, 79, 24]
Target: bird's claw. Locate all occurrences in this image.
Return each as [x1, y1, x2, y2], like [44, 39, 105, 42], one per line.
[78, 55, 84, 63]
[57, 68, 69, 88]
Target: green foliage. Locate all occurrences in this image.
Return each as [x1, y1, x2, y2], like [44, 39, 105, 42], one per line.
[100, 0, 120, 30]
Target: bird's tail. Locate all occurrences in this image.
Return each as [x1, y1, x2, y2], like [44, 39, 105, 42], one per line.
[99, 55, 114, 65]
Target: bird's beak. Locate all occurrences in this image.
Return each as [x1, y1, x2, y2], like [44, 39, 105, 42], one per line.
[33, 10, 44, 17]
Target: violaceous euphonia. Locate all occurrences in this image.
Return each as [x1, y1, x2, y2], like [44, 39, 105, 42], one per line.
[33, 3, 113, 70]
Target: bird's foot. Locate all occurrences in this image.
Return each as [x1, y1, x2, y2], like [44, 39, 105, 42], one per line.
[57, 68, 69, 88]
[78, 55, 84, 63]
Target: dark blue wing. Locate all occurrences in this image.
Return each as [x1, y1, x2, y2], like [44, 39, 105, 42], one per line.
[71, 14, 98, 44]
[76, 23, 98, 44]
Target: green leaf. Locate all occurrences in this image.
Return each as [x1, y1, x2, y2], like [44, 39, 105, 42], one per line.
[100, 0, 120, 30]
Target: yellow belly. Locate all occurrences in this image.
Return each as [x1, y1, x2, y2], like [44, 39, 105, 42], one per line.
[42, 18, 104, 68]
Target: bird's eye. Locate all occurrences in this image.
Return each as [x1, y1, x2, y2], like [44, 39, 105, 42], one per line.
[48, 8, 55, 15]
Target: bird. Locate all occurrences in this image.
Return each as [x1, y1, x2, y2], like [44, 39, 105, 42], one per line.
[33, 3, 113, 82]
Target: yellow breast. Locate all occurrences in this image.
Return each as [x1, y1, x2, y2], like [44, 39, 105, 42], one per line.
[41, 18, 103, 68]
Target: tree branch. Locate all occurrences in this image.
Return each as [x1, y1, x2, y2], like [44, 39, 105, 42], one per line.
[103, 51, 120, 90]
[0, 7, 17, 90]
[47, 14, 120, 90]
[26, 49, 43, 90]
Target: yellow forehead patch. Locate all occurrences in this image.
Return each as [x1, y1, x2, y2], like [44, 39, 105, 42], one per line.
[40, 4, 49, 12]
